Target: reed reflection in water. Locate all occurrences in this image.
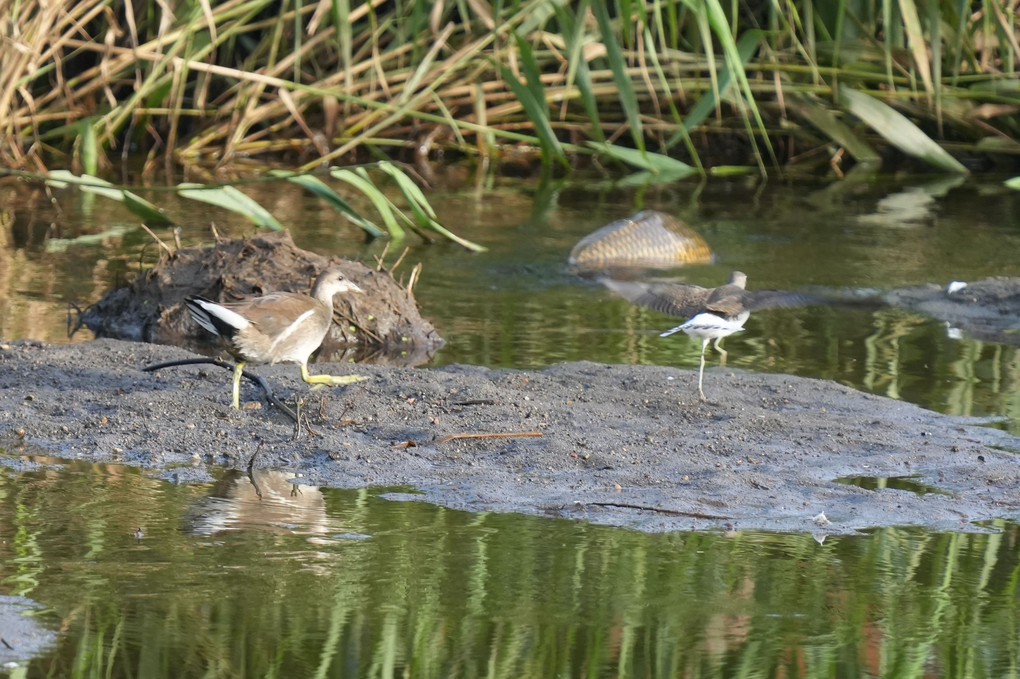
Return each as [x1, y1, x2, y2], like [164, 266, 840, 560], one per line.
[0, 455, 1017, 678]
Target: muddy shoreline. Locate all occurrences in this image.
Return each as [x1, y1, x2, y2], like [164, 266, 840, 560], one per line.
[2, 338, 1019, 534]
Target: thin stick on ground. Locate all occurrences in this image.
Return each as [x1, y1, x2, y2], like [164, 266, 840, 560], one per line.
[588, 501, 731, 520]
[435, 432, 543, 443]
[142, 357, 299, 422]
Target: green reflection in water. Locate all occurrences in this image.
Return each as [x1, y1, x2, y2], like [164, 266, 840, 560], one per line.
[2, 455, 1020, 678]
[833, 475, 954, 496]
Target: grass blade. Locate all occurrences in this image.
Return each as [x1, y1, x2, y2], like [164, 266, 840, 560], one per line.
[177, 183, 286, 230]
[591, 1, 645, 154]
[376, 161, 487, 252]
[330, 168, 406, 239]
[78, 119, 98, 176]
[789, 94, 881, 164]
[899, 0, 934, 99]
[839, 86, 969, 173]
[702, 2, 775, 172]
[683, 28, 762, 131]
[556, 1, 605, 142]
[45, 171, 170, 224]
[268, 170, 385, 238]
[497, 62, 564, 167]
[588, 142, 697, 179]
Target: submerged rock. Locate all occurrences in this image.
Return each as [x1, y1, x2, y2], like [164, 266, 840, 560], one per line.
[78, 231, 443, 362]
[568, 210, 712, 274]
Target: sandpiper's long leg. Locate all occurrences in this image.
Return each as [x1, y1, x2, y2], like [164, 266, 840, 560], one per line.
[231, 361, 246, 409]
[299, 363, 368, 387]
[712, 336, 728, 367]
[697, 338, 710, 400]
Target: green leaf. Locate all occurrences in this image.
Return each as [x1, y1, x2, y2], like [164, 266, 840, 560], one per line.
[1005, 176, 1020, 191]
[839, 86, 969, 174]
[789, 93, 881, 164]
[78, 119, 98, 176]
[498, 37, 564, 168]
[330, 168, 405, 238]
[376, 162, 487, 252]
[682, 29, 762, 131]
[45, 171, 170, 224]
[121, 192, 171, 225]
[591, 2, 644, 153]
[708, 165, 758, 177]
[898, 0, 933, 98]
[701, 4, 775, 173]
[556, 1, 604, 143]
[514, 33, 546, 111]
[268, 170, 385, 237]
[588, 142, 697, 178]
[375, 162, 437, 222]
[177, 183, 286, 230]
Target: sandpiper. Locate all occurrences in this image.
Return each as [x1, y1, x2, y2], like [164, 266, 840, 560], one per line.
[602, 272, 818, 399]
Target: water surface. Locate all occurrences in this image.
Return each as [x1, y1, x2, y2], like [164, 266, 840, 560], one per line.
[3, 173, 1020, 675]
[2, 452, 1018, 678]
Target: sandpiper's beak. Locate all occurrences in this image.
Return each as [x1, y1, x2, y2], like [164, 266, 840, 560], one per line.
[348, 282, 364, 294]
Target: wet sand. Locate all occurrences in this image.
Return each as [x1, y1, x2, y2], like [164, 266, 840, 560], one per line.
[2, 338, 1019, 534]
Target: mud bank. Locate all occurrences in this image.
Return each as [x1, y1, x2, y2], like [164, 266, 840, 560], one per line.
[1, 338, 1019, 534]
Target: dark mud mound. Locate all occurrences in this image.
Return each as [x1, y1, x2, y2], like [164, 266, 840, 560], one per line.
[78, 231, 443, 362]
[883, 276, 1020, 345]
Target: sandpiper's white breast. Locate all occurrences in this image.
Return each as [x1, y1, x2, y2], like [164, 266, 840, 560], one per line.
[662, 311, 749, 340]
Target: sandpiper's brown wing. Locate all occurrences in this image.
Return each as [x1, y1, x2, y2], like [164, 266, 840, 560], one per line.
[602, 278, 823, 318]
[737, 289, 825, 312]
[600, 278, 714, 318]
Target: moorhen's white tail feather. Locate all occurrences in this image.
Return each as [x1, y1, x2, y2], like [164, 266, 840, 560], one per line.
[185, 296, 251, 339]
[183, 267, 366, 409]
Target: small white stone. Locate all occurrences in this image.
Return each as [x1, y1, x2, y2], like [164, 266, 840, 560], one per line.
[946, 281, 967, 294]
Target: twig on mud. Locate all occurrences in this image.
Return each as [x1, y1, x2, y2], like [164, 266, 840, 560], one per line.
[140, 223, 174, 256]
[334, 383, 368, 425]
[388, 246, 410, 274]
[142, 357, 299, 422]
[435, 431, 543, 443]
[332, 308, 383, 343]
[406, 261, 423, 295]
[293, 397, 320, 439]
[587, 501, 731, 520]
[373, 241, 392, 271]
[66, 301, 85, 338]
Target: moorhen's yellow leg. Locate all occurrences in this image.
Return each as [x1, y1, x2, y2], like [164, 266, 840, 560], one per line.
[300, 363, 368, 388]
[232, 362, 245, 409]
